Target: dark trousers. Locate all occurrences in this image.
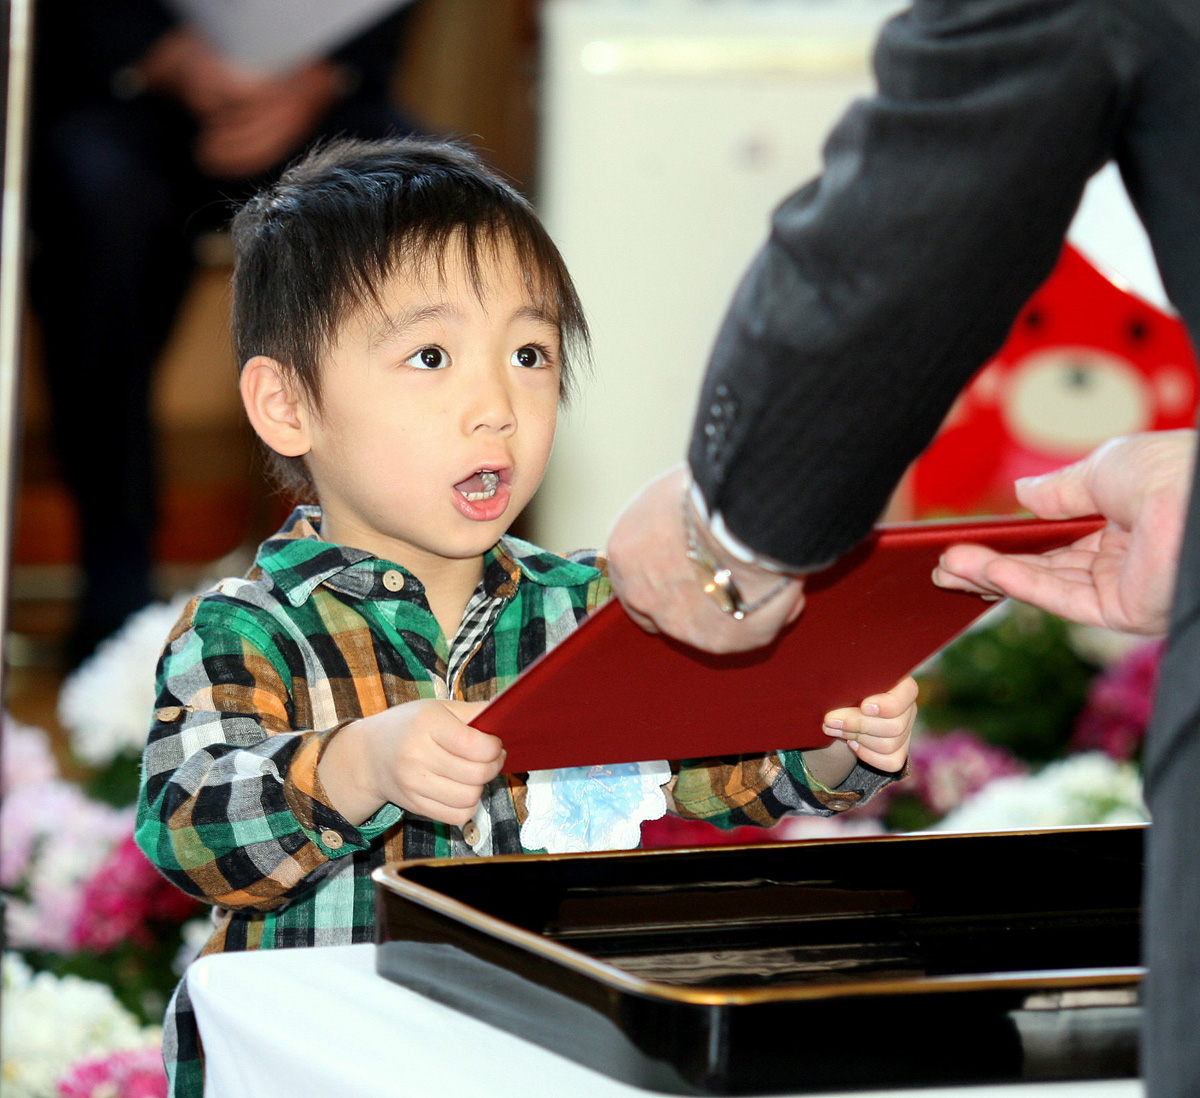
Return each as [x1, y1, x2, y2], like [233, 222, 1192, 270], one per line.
[28, 91, 411, 657]
[1144, 469, 1200, 1096]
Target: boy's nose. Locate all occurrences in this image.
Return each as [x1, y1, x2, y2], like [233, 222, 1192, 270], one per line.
[465, 370, 517, 434]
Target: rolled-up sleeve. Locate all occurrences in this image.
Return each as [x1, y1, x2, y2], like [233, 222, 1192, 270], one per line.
[135, 598, 401, 911]
[670, 749, 902, 827]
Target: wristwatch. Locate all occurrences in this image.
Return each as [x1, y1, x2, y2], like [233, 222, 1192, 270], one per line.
[682, 491, 790, 620]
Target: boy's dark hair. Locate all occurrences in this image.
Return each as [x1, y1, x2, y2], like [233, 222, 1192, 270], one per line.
[231, 136, 589, 497]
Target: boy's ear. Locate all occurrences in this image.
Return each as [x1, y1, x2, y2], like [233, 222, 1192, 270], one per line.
[239, 356, 313, 458]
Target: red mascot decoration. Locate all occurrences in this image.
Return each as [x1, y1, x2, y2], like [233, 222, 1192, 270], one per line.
[910, 244, 1198, 518]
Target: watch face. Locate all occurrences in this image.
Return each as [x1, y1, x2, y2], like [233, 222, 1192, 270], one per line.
[687, 549, 740, 615]
[704, 575, 739, 616]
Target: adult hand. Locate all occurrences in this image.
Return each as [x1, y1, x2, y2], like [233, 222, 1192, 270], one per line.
[607, 465, 805, 653]
[139, 27, 344, 179]
[933, 430, 1196, 636]
[138, 27, 262, 116]
[192, 60, 345, 179]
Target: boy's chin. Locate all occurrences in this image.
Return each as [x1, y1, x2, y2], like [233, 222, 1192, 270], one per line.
[439, 523, 515, 559]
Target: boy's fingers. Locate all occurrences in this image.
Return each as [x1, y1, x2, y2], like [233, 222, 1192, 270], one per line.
[403, 773, 484, 814]
[433, 706, 505, 762]
[424, 752, 506, 788]
[885, 675, 920, 706]
[844, 677, 919, 721]
[826, 715, 908, 743]
[405, 790, 479, 829]
[846, 740, 908, 773]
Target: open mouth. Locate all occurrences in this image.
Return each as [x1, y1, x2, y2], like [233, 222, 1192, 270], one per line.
[455, 469, 502, 502]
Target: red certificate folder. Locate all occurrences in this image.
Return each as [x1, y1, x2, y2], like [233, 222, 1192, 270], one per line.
[475, 515, 1105, 773]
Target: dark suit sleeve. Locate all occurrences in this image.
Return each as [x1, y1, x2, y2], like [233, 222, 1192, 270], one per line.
[688, 0, 1129, 570]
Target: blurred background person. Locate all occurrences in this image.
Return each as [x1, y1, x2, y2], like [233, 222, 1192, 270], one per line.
[28, 0, 422, 663]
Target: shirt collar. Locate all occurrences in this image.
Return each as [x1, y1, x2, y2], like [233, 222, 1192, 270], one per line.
[256, 506, 600, 608]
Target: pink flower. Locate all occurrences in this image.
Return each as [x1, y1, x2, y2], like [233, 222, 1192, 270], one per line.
[69, 833, 199, 953]
[1072, 639, 1164, 761]
[1, 717, 58, 794]
[57, 1046, 167, 1098]
[907, 730, 1029, 818]
[1, 781, 131, 950]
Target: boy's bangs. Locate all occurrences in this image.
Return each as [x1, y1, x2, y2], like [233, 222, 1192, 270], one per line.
[384, 218, 590, 402]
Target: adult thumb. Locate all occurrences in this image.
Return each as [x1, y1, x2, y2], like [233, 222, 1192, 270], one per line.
[1014, 459, 1098, 520]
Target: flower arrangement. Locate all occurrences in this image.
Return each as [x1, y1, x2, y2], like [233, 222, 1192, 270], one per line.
[936, 751, 1146, 832]
[1, 721, 135, 955]
[2, 597, 202, 1097]
[57, 1048, 169, 1098]
[1, 954, 165, 1098]
[1071, 637, 1164, 761]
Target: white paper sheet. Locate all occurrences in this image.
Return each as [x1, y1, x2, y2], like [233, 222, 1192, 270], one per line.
[164, 0, 417, 74]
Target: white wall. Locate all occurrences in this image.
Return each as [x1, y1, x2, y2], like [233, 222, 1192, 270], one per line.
[529, 0, 1163, 555]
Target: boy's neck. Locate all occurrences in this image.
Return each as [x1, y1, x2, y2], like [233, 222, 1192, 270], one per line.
[412, 553, 489, 641]
[316, 509, 490, 641]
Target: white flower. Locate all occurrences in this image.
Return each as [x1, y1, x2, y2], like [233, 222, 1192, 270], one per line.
[173, 916, 215, 976]
[1067, 622, 1146, 667]
[1, 953, 159, 1098]
[774, 815, 886, 840]
[936, 752, 1147, 833]
[58, 595, 193, 767]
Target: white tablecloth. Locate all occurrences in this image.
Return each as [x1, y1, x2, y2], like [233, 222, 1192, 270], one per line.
[187, 944, 1145, 1098]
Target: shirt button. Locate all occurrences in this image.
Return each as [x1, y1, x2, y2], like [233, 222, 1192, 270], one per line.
[462, 820, 481, 846]
[155, 705, 183, 723]
[382, 570, 405, 593]
[320, 829, 345, 850]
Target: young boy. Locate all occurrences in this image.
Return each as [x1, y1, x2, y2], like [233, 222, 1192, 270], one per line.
[135, 137, 915, 1095]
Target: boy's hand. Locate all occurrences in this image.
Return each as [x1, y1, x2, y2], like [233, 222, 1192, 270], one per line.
[382, 700, 504, 827]
[821, 676, 917, 773]
[320, 700, 504, 828]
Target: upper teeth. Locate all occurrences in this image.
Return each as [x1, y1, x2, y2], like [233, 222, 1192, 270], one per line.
[461, 470, 500, 501]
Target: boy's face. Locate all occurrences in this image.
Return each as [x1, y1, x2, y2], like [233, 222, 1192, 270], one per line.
[298, 240, 562, 573]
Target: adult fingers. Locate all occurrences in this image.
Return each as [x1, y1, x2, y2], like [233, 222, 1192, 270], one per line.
[974, 555, 1104, 627]
[1013, 457, 1101, 520]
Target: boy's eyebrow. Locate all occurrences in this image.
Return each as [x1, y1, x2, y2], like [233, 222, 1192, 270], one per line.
[370, 303, 456, 348]
[514, 303, 562, 330]
[371, 302, 561, 348]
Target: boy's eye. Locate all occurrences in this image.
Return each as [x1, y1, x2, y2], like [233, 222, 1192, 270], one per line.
[512, 345, 548, 369]
[405, 346, 449, 370]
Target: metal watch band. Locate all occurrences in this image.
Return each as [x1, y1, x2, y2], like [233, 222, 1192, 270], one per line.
[682, 490, 791, 620]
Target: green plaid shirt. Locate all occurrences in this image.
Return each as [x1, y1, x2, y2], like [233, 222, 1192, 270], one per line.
[138, 507, 892, 1094]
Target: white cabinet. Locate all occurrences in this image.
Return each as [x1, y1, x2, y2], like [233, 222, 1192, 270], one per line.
[530, 0, 904, 552]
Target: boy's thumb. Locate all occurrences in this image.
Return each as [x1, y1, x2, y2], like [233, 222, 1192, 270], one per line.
[442, 699, 492, 723]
